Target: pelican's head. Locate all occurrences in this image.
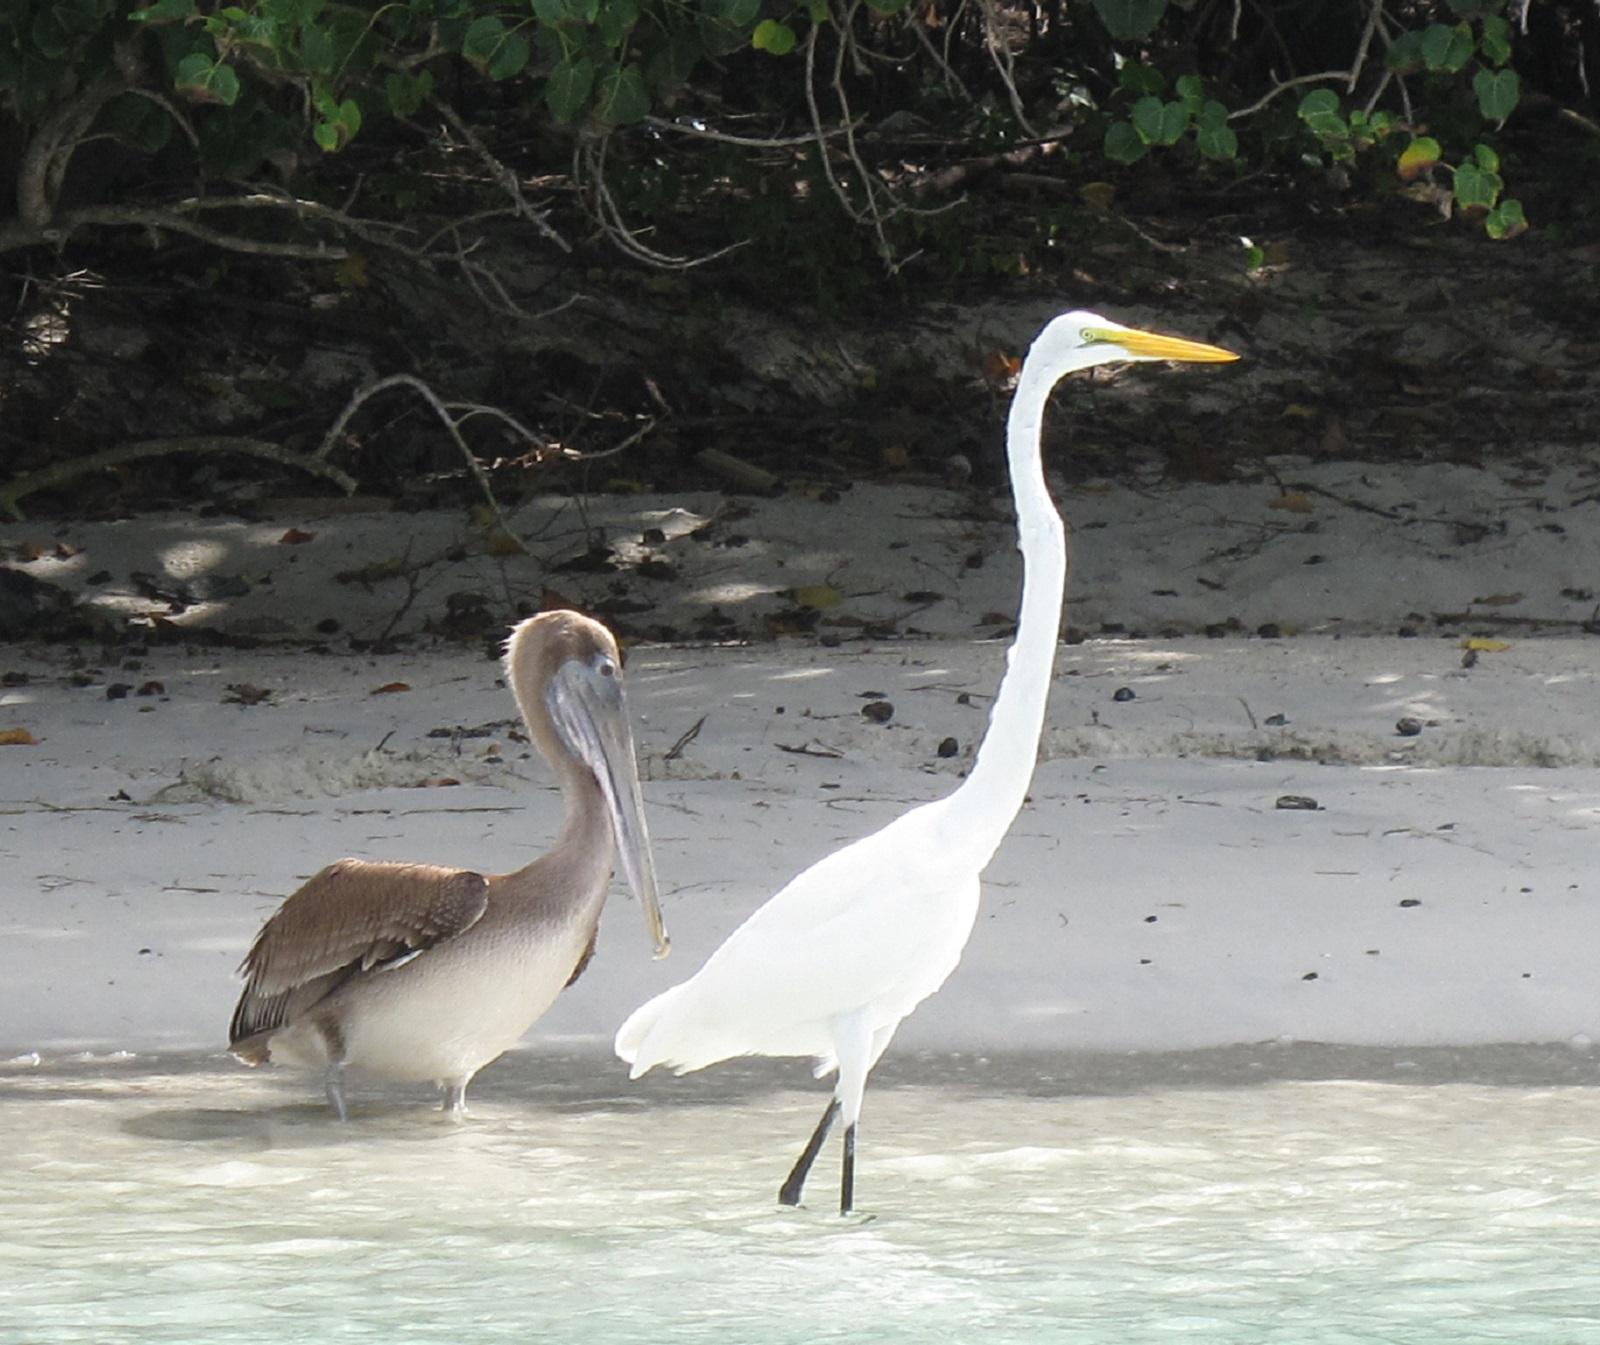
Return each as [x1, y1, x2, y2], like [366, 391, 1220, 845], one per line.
[505, 611, 670, 959]
[1029, 310, 1239, 381]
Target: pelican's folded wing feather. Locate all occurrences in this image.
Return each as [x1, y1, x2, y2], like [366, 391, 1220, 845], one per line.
[229, 859, 490, 1047]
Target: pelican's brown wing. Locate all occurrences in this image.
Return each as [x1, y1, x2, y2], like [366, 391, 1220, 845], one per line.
[229, 859, 490, 1053]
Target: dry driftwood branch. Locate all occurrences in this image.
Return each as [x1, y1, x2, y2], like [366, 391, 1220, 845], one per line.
[0, 437, 358, 521]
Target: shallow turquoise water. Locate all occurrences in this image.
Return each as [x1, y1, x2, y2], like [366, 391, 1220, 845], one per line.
[3, 1046, 1599, 1344]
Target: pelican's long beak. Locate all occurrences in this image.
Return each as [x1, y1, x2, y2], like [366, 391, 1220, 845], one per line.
[1093, 326, 1240, 364]
[548, 663, 671, 959]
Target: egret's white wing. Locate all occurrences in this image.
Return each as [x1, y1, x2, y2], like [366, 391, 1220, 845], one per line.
[618, 799, 983, 1074]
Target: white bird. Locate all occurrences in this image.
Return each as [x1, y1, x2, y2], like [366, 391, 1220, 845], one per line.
[230, 609, 670, 1120]
[615, 311, 1238, 1212]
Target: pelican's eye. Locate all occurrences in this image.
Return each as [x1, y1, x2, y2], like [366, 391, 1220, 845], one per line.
[596, 656, 617, 679]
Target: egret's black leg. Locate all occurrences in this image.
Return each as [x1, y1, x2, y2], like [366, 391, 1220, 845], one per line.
[840, 1121, 856, 1216]
[779, 1098, 840, 1206]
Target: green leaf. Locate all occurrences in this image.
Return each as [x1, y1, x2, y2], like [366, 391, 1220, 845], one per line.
[210, 61, 240, 105]
[1420, 22, 1473, 72]
[299, 24, 334, 71]
[103, 91, 175, 152]
[1132, 98, 1188, 145]
[1197, 99, 1228, 130]
[864, 0, 908, 11]
[1103, 120, 1147, 164]
[545, 54, 595, 122]
[645, 27, 701, 86]
[1196, 122, 1237, 160]
[128, 0, 195, 23]
[1385, 30, 1423, 72]
[751, 18, 796, 53]
[1090, 0, 1167, 41]
[1479, 14, 1512, 65]
[595, 61, 649, 123]
[804, 0, 830, 21]
[461, 14, 507, 67]
[487, 28, 530, 78]
[1452, 159, 1502, 210]
[1174, 74, 1205, 111]
[384, 69, 434, 117]
[597, 0, 639, 46]
[722, 0, 759, 23]
[1396, 135, 1441, 180]
[174, 51, 237, 104]
[1484, 198, 1527, 240]
[1297, 88, 1340, 118]
[1472, 141, 1499, 172]
[1118, 62, 1164, 96]
[1473, 67, 1520, 123]
[532, 0, 569, 23]
[313, 121, 340, 152]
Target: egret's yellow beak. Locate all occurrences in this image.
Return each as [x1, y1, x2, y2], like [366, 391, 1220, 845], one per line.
[1088, 327, 1240, 363]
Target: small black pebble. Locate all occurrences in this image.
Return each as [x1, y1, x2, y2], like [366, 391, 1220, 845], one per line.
[1275, 794, 1321, 811]
[963, 551, 985, 570]
[956, 692, 971, 706]
[1257, 623, 1282, 639]
[1100, 622, 1127, 635]
[819, 633, 841, 648]
[105, 683, 132, 701]
[936, 736, 958, 758]
[1303, 554, 1325, 566]
[1112, 686, 1136, 703]
[1395, 717, 1423, 737]
[862, 701, 894, 724]
[1143, 915, 1157, 924]
[138, 948, 151, 955]
[316, 618, 341, 635]
[1302, 972, 1319, 981]
[1204, 623, 1229, 639]
[1399, 898, 1422, 908]
[1398, 625, 1418, 638]
[1139, 958, 1152, 966]
[1264, 713, 1288, 726]
[641, 527, 667, 545]
[1, 671, 28, 687]
[86, 569, 113, 585]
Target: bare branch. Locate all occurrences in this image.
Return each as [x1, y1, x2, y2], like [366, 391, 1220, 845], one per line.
[319, 374, 554, 551]
[428, 96, 571, 254]
[1227, 70, 1355, 121]
[0, 437, 357, 521]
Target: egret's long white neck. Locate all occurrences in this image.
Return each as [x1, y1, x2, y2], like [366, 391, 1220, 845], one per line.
[943, 347, 1069, 866]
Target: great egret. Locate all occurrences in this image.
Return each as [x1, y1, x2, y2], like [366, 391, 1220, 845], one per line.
[615, 311, 1238, 1211]
[230, 610, 670, 1120]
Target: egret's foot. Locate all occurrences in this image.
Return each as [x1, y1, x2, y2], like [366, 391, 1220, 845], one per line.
[324, 1073, 349, 1123]
[779, 1097, 840, 1207]
[442, 1081, 469, 1121]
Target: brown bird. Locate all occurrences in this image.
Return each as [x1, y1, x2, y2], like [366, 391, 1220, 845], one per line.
[230, 610, 670, 1120]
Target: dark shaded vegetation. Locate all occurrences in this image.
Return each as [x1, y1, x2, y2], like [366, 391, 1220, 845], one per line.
[2, 0, 1599, 524]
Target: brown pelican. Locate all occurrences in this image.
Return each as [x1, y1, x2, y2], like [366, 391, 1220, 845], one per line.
[617, 312, 1238, 1212]
[230, 610, 670, 1119]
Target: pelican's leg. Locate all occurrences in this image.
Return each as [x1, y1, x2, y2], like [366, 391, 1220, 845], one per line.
[442, 1079, 469, 1121]
[779, 1099, 840, 1207]
[324, 1067, 349, 1122]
